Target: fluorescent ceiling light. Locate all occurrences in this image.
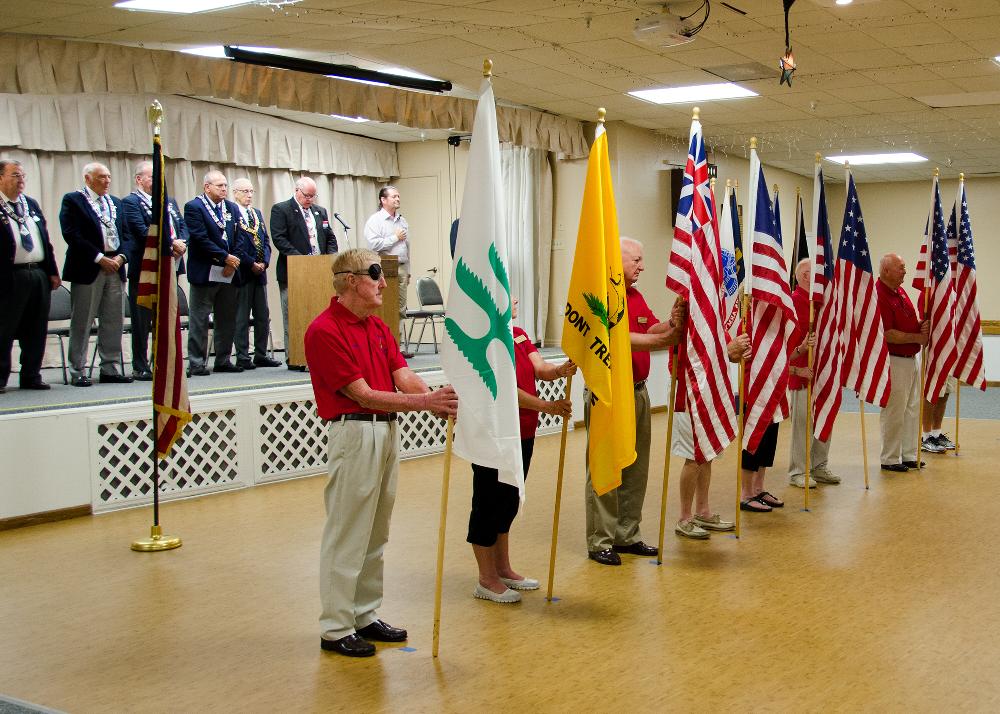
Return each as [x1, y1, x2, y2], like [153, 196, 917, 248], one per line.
[835, 0, 853, 6]
[629, 83, 758, 104]
[330, 115, 368, 123]
[116, 0, 254, 13]
[181, 45, 276, 58]
[382, 67, 439, 81]
[825, 152, 927, 165]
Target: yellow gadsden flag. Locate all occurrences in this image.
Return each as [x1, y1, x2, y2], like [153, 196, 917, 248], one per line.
[561, 122, 635, 496]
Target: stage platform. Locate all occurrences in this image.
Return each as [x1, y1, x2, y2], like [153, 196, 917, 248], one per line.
[0, 347, 572, 523]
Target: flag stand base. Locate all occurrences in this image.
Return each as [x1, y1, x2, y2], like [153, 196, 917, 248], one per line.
[131, 525, 182, 552]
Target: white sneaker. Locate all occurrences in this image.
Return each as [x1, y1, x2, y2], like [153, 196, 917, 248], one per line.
[789, 473, 818, 488]
[812, 469, 841, 485]
[936, 433, 956, 450]
[692, 513, 735, 531]
[500, 576, 539, 591]
[474, 584, 521, 603]
[921, 436, 945, 454]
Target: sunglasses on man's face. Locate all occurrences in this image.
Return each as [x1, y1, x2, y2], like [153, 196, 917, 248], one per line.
[335, 263, 383, 281]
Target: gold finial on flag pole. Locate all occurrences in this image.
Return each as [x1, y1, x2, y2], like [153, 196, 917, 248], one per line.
[597, 107, 606, 123]
[693, 106, 700, 120]
[726, 178, 732, 188]
[933, 167, 940, 177]
[796, 186, 801, 197]
[750, 136, 757, 149]
[815, 152, 822, 164]
[483, 59, 492, 77]
[959, 172, 965, 184]
[773, 183, 779, 194]
[147, 100, 164, 138]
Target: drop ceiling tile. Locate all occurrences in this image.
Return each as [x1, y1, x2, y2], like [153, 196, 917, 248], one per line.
[939, 16, 1000, 41]
[416, 6, 546, 28]
[644, 68, 729, 86]
[862, 22, 958, 48]
[826, 84, 904, 102]
[925, 58, 1000, 79]
[826, 47, 913, 70]
[658, 46, 759, 70]
[519, 13, 638, 43]
[897, 42, 985, 64]
[563, 38, 657, 62]
[857, 65, 942, 83]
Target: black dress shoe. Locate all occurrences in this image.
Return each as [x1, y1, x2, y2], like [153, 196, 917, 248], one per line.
[357, 619, 407, 642]
[902, 460, 926, 469]
[612, 541, 658, 557]
[19, 379, 51, 390]
[72, 376, 93, 387]
[187, 366, 211, 377]
[880, 463, 909, 473]
[254, 356, 282, 368]
[133, 370, 153, 381]
[320, 633, 375, 657]
[213, 362, 244, 373]
[587, 548, 622, 566]
[236, 360, 256, 370]
[287, 362, 308, 372]
[99, 373, 134, 384]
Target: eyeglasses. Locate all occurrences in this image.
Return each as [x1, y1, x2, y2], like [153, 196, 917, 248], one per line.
[296, 188, 316, 199]
[210, 182, 228, 188]
[4, 173, 26, 180]
[334, 264, 383, 281]
[234, 188, 255, 194]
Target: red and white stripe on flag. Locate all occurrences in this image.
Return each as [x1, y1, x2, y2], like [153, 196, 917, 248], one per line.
[810, 164, 843, 442]
[921, 176, 958, 404]
[950, 182, 986, 390]
[665, 115, 736, 463]
[836, 172, 890, 408]
[742, 155, 794, 453]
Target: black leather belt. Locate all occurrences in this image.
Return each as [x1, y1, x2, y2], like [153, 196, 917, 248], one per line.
[11, 263, 42, 271]
[333, 412, 398, 423]
[634, 380, 647, 391]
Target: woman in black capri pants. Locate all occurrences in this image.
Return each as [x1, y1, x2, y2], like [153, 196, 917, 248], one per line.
[469, 298, 576, 603]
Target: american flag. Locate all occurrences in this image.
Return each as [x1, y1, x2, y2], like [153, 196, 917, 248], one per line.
[951, 181, 986, 390]
[137, 135, 191, 457]
[665, 114, 736, 463]
[836, 172, 890, 408]
[719, 181, 744, 337]
[810, 164, 843, 441]
[742, 153, 794, 453]
[918, 177, 958, 404]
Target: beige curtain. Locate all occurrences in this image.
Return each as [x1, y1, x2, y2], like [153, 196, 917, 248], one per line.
[0, 36, 589, 159]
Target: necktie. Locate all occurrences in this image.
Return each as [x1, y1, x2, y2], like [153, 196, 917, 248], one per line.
[303, 208, 318, 255]
[98, 197, 119, 251]
[10, 201, 32, 251]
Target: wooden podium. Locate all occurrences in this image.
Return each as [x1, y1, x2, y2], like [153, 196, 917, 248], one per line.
[286, 254, 400, 366]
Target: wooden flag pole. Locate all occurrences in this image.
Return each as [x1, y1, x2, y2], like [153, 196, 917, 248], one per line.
[955, 382, 961, 455]
[656, 350, 680, 564]
[917, 169, 939, 471]
[805, 298, 815, 510]
[735, 293, 750, 538]
[545, 373, 573, 601]
[431, 417, 455, 658]
[860, 399, 870, 490]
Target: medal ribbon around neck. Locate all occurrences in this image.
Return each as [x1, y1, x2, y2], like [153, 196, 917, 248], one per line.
[80, 189, 117, 232]
[198, 194, 231, 230]
[0, 194, 31, 236]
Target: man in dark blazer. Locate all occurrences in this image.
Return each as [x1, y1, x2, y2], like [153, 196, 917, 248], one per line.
[184, 170, 246, 377]
[121, 160, 189, 381]
[0, 159, 60, 393]
[59, 162, 131, 387]
[269, 176, 338, 370]
[231, 177, 280, 370]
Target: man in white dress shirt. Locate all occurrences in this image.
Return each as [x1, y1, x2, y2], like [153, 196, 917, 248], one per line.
[364, 186, 410, 321]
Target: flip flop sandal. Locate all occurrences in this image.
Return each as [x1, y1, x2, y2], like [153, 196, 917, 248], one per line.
[756, 491, 784, 508]
[740, 498, 772, 512]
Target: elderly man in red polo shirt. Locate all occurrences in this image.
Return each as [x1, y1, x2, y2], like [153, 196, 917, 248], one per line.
[585, 237, 685, 566]
[876, 253, 929, 473]
[305, 247, 458, 658]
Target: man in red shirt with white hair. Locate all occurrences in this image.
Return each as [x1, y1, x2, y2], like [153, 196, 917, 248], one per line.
[305, 247, 457, 657]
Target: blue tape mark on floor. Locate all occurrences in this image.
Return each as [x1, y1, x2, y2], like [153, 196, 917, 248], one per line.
[548, 597, 561, 602]
[648, 559, 659, 564]
[398, 646, 416, 652]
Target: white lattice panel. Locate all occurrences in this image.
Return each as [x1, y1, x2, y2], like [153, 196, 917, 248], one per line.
[93, 409, 240, 509]
[256, 399, 327, 481]
[536, 374, 570, 434]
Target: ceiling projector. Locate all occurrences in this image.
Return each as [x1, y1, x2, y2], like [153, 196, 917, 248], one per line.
[633, 11, 699, 47]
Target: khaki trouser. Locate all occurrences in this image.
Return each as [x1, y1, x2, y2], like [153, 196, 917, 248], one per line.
[880, 354, 920, 465]
[319, 419, 399, 639]
[788, 388, 832, 478]
[584, 384, 650, 551]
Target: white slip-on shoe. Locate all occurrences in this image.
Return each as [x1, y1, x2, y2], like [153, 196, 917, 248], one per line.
[500, 576, 540, 591]
[474, 584, 522, 603]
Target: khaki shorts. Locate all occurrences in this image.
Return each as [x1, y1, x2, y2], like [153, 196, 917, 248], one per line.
[671, 410, 696, 460]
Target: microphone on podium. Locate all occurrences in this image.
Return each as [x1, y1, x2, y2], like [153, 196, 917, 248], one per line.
[333, 212, 351, 231]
